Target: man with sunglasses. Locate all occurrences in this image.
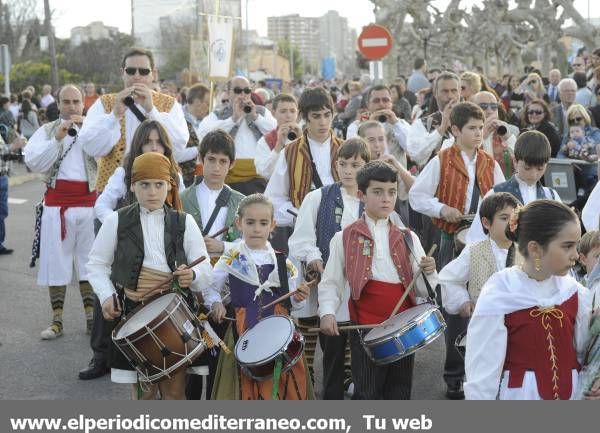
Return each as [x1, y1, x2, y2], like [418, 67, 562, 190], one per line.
[198, 76, 276, 195]
[78, 47, 189, 193]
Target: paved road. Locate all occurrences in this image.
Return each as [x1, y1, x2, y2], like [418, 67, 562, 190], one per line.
[0, 177, 447, 400]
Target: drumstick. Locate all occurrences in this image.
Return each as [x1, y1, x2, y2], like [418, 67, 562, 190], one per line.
[140, 256, 207, 301]
[208, 226, 229, 239]
[460, 214, 476, 221]
[387, 244, 437, 321]
[307, 323, 379, 333]
[286, 209, 298, 218]
[258, 278, 318, 312]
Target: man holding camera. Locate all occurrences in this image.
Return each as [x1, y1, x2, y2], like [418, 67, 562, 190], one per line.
[346, 85, 410, 169]
[198, 75, 276, 195]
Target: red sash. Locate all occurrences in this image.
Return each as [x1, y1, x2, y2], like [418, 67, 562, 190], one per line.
[44, 180, 96, 240]
[348, 280, 415, 325]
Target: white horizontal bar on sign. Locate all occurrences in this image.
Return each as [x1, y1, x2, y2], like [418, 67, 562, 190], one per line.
[361, 38, 388, 48]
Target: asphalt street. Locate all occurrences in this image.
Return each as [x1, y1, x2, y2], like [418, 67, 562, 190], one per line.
[0, 175, 446, 400]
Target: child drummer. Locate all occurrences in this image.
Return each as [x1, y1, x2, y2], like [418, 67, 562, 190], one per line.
[87, 152, 213, 399]
[318, 161, 438, 400]
[205, 194, 313, 400]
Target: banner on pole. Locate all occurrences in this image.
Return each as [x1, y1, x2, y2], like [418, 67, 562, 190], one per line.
[207, 15, 234, 81]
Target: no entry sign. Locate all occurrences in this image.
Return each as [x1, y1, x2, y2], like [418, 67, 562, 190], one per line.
[357, 24, 393, 60]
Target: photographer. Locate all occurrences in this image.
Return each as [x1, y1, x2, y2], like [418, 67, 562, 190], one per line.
[0, 133, 26, 255]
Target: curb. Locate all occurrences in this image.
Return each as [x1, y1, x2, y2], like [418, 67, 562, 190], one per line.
[8, 173, 42, 187]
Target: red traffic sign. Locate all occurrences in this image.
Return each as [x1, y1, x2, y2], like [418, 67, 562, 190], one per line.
[357, 24, 393, 60]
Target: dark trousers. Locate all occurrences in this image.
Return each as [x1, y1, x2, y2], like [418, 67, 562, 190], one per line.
[438, 233, 467, 387]
[228, 178, 266, 195]
[349, 330, 414, 400]
[319, 331, 348, 400]
[89, 295, 112, 366]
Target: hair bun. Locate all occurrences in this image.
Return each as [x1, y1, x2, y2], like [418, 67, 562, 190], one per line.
[505, 206, 521, 242]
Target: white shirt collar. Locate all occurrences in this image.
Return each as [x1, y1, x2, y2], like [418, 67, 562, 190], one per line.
[341, 186, 359, 201]
[199, 179, 223, 195]
[307, 134, 331, 147]
[365, 213, 389, 230]
[140, 206, 165, 215]
[515, 175, 536, 190]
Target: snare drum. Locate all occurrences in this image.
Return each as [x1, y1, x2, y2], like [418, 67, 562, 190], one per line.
[235, 315, 304, 381]
[362, 303, 446, 365]
[112, 292, 206, 383]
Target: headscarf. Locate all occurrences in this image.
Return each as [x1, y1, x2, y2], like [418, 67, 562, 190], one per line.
[131, 152, 182, 210]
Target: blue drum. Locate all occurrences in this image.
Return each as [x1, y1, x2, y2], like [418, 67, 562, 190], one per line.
[362, 303, 446, 365]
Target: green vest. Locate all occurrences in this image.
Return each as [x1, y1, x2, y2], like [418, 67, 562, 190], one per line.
[110, 203, 187, 290]
[179, 179, 244, 242]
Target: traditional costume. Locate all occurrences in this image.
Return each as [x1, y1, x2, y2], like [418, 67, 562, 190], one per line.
[204, 241, 313, 400]
[582, 181, 600, 232]
[79, 91, 188, 192]
[24, 119, 98, 338]
[86, 153, 212, 383]
[464, 267, 592, 400]
[318, 214, 438, 399]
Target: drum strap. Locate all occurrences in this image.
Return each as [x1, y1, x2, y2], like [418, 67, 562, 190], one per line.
[201, 186, 231, 236]
[401, 231, 437, 301]
[468, 172, 480, 215]
[304, 140, 323, 189]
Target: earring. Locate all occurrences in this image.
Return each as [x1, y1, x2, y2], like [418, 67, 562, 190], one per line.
[534, 257, 541, 272]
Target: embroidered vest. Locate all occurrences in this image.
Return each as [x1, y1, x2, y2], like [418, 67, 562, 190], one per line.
[95, 92, 176, 191]
[468, 239, 498, 302]
[316, 183, 363, 265]
[432, 144, 495, 234]
[503, 292, 580, 400]
[493, 176, 551, 205]
[42, 119, 97, 191]
[110, 203, 187, 291]
[179, 181, 243, 242]
[342, 217, 414, 302]
[285, 131, 341, 208]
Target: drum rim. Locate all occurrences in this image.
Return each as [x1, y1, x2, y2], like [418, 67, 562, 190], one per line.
[240, 334, 305, 381]
[234, 315, 296, 366]
[363, 304, 440, 343]
[113, 292, 182, 340]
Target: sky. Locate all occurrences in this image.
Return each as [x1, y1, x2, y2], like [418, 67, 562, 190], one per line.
[46, 0, 599, 39]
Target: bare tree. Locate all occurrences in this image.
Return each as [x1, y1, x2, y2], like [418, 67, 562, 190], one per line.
[0, 0, 37, 61]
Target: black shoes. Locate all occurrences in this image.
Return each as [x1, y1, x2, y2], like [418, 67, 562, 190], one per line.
[0, 247, 13, 255]
[446, 382, 465, 400]
[78, 359, 109, 380]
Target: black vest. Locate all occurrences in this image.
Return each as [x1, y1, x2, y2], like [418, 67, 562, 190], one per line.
[110, 203, 187, 290]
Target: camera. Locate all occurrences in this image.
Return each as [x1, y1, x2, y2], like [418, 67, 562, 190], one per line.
[287, 131, 297, 141]
[67, 127, 78, 137]
[378, 114, 387, 123]
[243, 105, 252, 114]
[496, 125, 508, 136]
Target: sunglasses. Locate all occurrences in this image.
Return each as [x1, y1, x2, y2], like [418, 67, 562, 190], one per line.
[572, 64, 584, 67]
[528, 81, 537, 86]
[478, 102, 498, 111]
[233, 87, 252, 94]
[370, 97, 391, 104]
[569, 116, 584, 123]
[124, 67, 152, 76]
[221, 99, 230, 104]
[528, 109, 544, 116]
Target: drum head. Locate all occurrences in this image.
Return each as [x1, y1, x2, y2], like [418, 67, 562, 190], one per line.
[235, 316, 294, 364]
[115, 293, 176, 339]
[364, 303, 435, 342]
[456, 227, 468, 243]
